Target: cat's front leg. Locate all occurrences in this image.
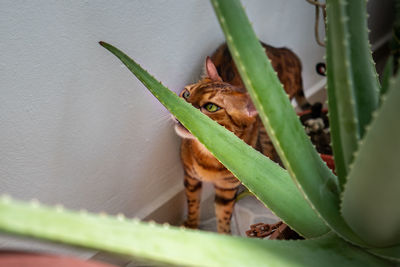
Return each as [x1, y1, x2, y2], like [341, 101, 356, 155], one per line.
[214, 179, 240, 234]
[183, 173, 202, 229]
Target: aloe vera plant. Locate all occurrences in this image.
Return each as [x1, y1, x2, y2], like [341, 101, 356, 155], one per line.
[0, 0, 399, 266]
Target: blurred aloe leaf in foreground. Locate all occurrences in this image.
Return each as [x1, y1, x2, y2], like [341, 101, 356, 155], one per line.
[0, 197, 391, 267]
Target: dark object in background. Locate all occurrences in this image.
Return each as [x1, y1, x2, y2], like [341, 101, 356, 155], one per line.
[316, 62, 326, 76]
[246, 221, 303, 240]
[299, 102, 332, 155]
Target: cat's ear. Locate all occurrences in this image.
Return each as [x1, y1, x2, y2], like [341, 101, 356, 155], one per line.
[205, 57, 223, 82]
[246, 96, 258, 118]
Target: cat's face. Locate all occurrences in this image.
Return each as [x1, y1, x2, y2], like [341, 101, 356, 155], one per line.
[174, 58, 257, 140]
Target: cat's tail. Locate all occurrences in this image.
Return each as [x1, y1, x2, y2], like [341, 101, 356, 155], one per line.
[294, 90, 312, 111]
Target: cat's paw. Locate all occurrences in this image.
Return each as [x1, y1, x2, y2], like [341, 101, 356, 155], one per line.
[182, 220, 198, 229]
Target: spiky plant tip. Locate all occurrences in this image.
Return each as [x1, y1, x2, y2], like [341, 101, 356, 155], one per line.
[116, 213, 125, 221]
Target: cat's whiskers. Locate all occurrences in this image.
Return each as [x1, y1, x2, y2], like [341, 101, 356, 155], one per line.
[147, 113, 174, 126]
[168, 114, 179, 124]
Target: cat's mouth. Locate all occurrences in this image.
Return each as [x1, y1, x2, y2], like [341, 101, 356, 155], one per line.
[173, 116, 195, 139]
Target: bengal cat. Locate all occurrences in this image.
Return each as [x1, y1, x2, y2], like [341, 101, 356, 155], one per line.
[211, 42, 310, 110]
[175, 42, 308, 234]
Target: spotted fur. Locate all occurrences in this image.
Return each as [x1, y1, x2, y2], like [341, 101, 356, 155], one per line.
[175, 43, 305, 233]
[211, 42, 310, 110]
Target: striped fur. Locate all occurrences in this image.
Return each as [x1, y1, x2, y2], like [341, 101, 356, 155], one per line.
[175, 43, 305, 233]
[175, 77, 260, 233]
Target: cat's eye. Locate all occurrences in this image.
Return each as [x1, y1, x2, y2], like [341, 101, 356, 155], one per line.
[203, 103, 221, 112]
[182, 90, 190, 99]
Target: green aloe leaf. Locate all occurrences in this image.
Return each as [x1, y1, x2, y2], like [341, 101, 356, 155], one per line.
[380, 56, 393, 99]
[346, 0, 380, 138]
[368, 245, 400, 262]
[326, 0, 380, 190]
[325, 0, 358, 188]
[341, 75, 400, 247]
[210, 0, 366, 246]
[0, 197, 391, 267]
[99, 42, 328, 238]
